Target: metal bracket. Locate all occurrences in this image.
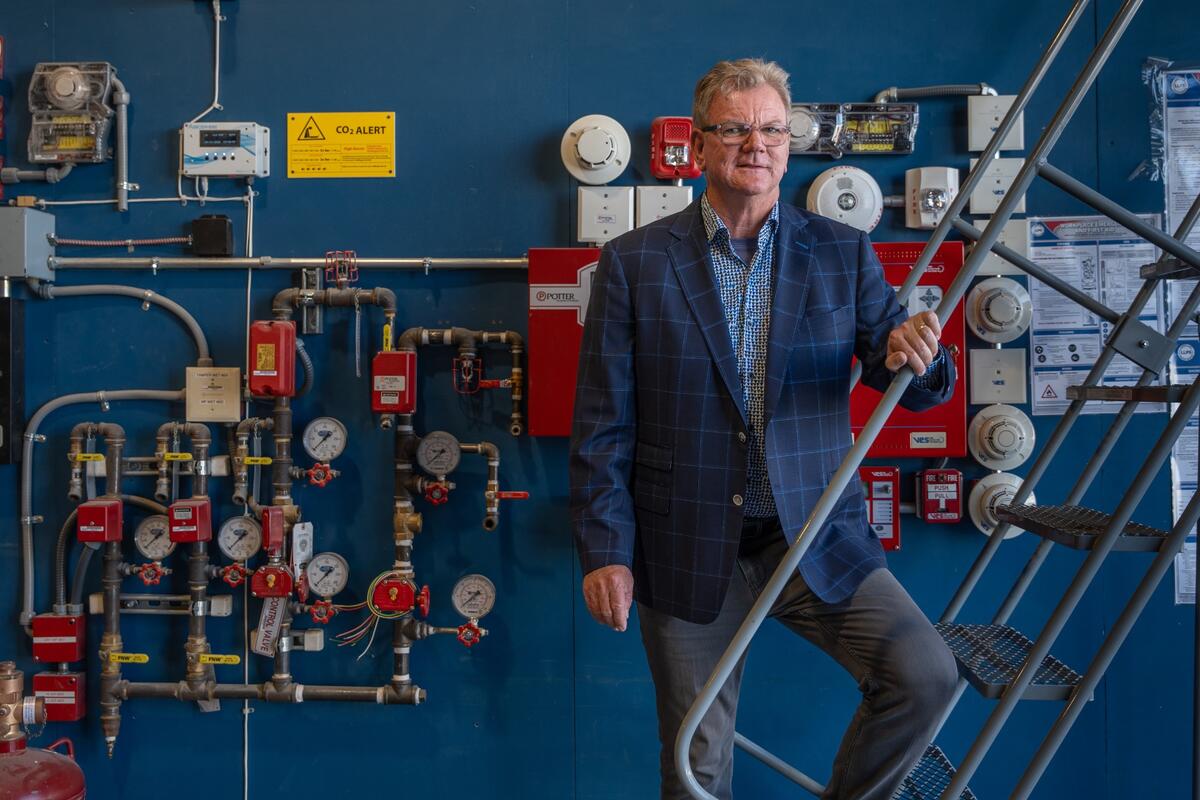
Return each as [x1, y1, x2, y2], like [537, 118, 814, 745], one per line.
[300, 266, 323, 334]
[89, 593, 234, 617]
[290, 628, 325, 652]
[1107, 316, 1173, 376]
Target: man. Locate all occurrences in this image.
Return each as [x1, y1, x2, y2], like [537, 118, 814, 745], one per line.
[569, 59, 959, 800]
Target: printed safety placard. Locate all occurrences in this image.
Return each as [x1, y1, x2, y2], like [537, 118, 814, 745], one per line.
[286, 112, 395, 178]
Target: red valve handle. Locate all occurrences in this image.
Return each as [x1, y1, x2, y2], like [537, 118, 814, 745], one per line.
[307, 463, 334, 488]
[457, 622, 484, 648]
[496, 491, 529, 500]
[417, 585, 430, 618]
[222, 563, 247, 588]
[310, 600, 336, 625]
[424, 483, 450, 505]
[138, 563, 163, 586]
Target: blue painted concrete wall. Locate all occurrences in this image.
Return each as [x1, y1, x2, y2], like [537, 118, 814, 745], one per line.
[0, 1, 1194, 797]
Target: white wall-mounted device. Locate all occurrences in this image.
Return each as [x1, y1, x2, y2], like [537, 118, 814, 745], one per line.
[969, 472, 1034, 539]
[807, 165, 883, 232]
[966, 276, 1032, 343]
[905, 166, 959, 229]
[968, 403, 1036, 470]
[561, 114, 630, 185]
[181, 122, 270, 177]
[969, 157, 1026, 215]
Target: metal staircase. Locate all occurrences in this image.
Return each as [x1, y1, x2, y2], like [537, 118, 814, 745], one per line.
[676, 1, 1200, 798]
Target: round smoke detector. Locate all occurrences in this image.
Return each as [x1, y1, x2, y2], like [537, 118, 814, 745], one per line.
[47, 66, 91, 110]
[966, 277, 1032, 343]
[806, 166, 883, 232]
[969, 403, 1036, 470]
[969, 472, 1035, 539]
[561, 114, 631, 185]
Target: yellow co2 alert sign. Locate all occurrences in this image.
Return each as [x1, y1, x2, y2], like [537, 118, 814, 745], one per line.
[287, 112, 395, 179]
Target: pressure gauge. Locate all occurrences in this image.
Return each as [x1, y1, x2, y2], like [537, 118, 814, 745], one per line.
[788, 106, 821, 152]
[302, 416, 348, 462]
[416, 431, 461, 477]
[305, 552, 350, 598]
[218, 516, 262, 562]
[133, 515, 175, 561]
[451, 574, 496, 620]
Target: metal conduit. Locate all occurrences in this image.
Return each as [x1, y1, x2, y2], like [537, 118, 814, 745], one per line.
[49, 256, 529, 271]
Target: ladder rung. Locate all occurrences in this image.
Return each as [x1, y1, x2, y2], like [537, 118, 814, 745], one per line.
[893, 744, 978, 800]
[996, 503, 1170, 552]
[1140, 256, 1200, 280]
[936, 622, 1083, 701]
[1065, 384, 1190, 403]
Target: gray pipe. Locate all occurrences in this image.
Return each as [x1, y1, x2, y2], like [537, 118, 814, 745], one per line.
[0, 162, 75, 185]
[61, 495, 167, 610]
[295, 337, 314, 397]
[19, 389, 184, 630]
[50, 256, 528, 271]
[873, 83, 997, 103]
[111, 76, 131, 212]
[25, 281, 212, 366]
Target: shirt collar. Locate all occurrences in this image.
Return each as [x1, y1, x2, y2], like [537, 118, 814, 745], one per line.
[700, 192, 779, 246]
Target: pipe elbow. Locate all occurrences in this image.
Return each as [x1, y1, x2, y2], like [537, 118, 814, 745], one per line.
[398, 327, 422, 351]
[372, 287, 397, 313]
[271, 288, 302, 319]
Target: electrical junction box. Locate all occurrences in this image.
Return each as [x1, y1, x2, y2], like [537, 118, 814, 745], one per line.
[636, 185, 692, 227]
[371, 350, 416, 414]
[916, 468, 963, 523]
[968, 94, 1025, 152]
[972, 217, 1029, 276]
[970, 348, 1028, 404]
[527, 248, 600, 436]
[850, 242, 968, 457]
[191, 214, 234, 257]
[186, 366, 241, 422]
[31, 614, 85, 663]
[969, 157, 1026, 215]
[578, 186, 633, 245]
[32, 672, 85, 723]
[0, 207, 56, 282]
[168, 498, 212, 543]
[249, 320, 296, 397]
[181, 121, 270, 177]
[77, 498, 123, 543]
[859, 466, 900, 550]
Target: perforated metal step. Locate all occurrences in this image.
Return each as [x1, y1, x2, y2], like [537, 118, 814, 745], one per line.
[936, 623, 1083, 701]
[996, 503, 1169, 552]
[1065, 384, 1190, 403]
[893, 745, 977, 800]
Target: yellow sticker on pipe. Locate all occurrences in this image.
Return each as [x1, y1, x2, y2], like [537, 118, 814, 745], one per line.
[163, 452, 194, 462]
[108, 652, 149, 664]
[73, 453, 105, 462]
[243, 456, 273, 466]
[199, 654, 241, 666]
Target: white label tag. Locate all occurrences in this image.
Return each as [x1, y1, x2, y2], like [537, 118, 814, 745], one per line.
[373, 375, 405, 391]
[380, 392, 399, 405]
[909, 431, 948, 449]
[35, 691, 77, 704]
[291, 522, 314, 574]
[254, 597, 286, 657]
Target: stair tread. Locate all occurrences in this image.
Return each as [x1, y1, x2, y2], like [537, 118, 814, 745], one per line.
[893, 745, 978, 800]
[996, 503, 1169, 552]
[936, 622, 1082, 701]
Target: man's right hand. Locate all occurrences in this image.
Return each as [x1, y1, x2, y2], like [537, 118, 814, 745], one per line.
[582, 564, 634, 632]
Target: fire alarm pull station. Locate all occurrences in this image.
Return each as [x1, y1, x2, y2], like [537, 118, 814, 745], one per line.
[916, 468, 963, 523]
[860, 466, 900, 551]
[850, 242, 967, 458]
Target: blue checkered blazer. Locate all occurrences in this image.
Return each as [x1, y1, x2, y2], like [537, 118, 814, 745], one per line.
[569, 200, 955, 623]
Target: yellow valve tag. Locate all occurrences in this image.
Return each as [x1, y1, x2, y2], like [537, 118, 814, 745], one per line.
[73, 453, 105, 462]
[108, 652, 149, 664]
[382, 323, 393, 352]
[163, 452, 194, 462]
[199, 654, 241, 666]
[244, 456, 273, 466]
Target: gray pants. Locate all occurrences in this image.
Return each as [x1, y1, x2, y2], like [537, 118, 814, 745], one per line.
[638, 524, 958, 800]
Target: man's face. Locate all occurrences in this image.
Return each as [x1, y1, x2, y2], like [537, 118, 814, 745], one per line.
[693, 84, 789, 199]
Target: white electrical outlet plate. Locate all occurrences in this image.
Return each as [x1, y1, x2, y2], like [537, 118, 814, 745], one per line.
[969, 157, 1026, 215]
[578, 185, 634, 245]
[968, 95, 1025, 152]
[636, 185, 692, 227]
[972, 217, 1029, 275]
[970, 348, 1028, 404]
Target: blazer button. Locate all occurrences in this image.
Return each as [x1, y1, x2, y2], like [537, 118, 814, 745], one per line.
[732, 494, 744, 507]
[737, 431, 747, 444]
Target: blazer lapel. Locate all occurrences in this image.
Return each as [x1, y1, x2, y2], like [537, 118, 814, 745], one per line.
[667, 206, 747, 422]
[763, 208, 814, 425]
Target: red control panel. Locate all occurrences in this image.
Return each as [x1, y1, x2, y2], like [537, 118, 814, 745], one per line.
[860, 466, 900, 551]
[371, 350, 416, 413]
[32, 672, 86, 723]
[168, 498, 212, 543]
[31, 614, 85, 663]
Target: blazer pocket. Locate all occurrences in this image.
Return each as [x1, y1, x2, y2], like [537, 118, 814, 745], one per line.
[634, 440, 673, 472]
[802, 303, 853, 330]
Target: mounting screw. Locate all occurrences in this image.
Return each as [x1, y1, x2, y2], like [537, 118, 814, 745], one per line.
[1137, 339, 1149, 349]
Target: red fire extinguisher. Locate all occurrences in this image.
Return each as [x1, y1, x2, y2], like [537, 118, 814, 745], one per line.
[0, 661, 86, 800]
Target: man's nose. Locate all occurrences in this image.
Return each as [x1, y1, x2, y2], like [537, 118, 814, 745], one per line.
[741, 128, 768, 151]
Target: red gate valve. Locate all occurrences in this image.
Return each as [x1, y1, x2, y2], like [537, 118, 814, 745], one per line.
[222, 563, 248, 588]
[424, 482, 451, 505]
[307, 463, 335, 488]
[457, 621, 486, 648]
[251, 565, 294, 598]
[310, 600, 337, 625]
[416, 585, 431, 618]
[496, 491, 529, 501]
[137, 563, 165, 586]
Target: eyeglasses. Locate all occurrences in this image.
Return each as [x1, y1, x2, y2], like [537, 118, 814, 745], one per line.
[700, 121, 792, 146]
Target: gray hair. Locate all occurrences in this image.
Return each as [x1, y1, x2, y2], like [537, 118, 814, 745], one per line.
[692, 58, 791, 128]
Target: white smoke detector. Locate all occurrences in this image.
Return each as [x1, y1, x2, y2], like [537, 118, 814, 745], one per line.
[969, 472, 1035, 539]
[561, 114, 631, 185]
[966, 277, 1032, 343]
[806, 166, 883, 232]
[969, 403, 1036, 470]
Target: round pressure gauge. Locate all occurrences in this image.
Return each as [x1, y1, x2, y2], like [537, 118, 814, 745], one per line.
[966, 277, 1032, 343]
[302, 416, 348, 462]
[305, 552, 350, 598]
[416, 431, 462, 477]
[788, 106, 821, 152]
[133, 515, 175, 561]
[969, 472, 1036, 540]
[218, 516, 262, 562]
[451, 574, 496, 620]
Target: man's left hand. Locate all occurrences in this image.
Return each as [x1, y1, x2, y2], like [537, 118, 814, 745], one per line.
[885, 311, 943, 376]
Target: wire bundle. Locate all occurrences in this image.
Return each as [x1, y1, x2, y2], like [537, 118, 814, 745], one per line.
[333, 571, 412, 659]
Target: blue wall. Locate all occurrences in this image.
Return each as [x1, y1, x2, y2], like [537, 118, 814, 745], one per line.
[0, 1, 1194, 797]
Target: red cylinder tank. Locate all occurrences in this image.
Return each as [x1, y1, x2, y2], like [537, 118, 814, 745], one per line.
[0, 737, 86, 799]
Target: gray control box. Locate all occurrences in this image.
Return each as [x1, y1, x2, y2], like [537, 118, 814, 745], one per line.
[0, 208, 55, 282]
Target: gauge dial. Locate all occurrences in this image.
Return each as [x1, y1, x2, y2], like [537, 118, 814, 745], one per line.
[218, 516, 262, 562]
[451, 574, 496, 619]
[788, 107, 821, 152]
[416, 431, 461, 477]
[305, 552, 350, 598]
[302, 416, 348, 462]
[133, 515, 175, 561]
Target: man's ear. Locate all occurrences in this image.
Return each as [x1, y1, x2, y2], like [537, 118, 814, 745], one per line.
[691, 129, 706, 172]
